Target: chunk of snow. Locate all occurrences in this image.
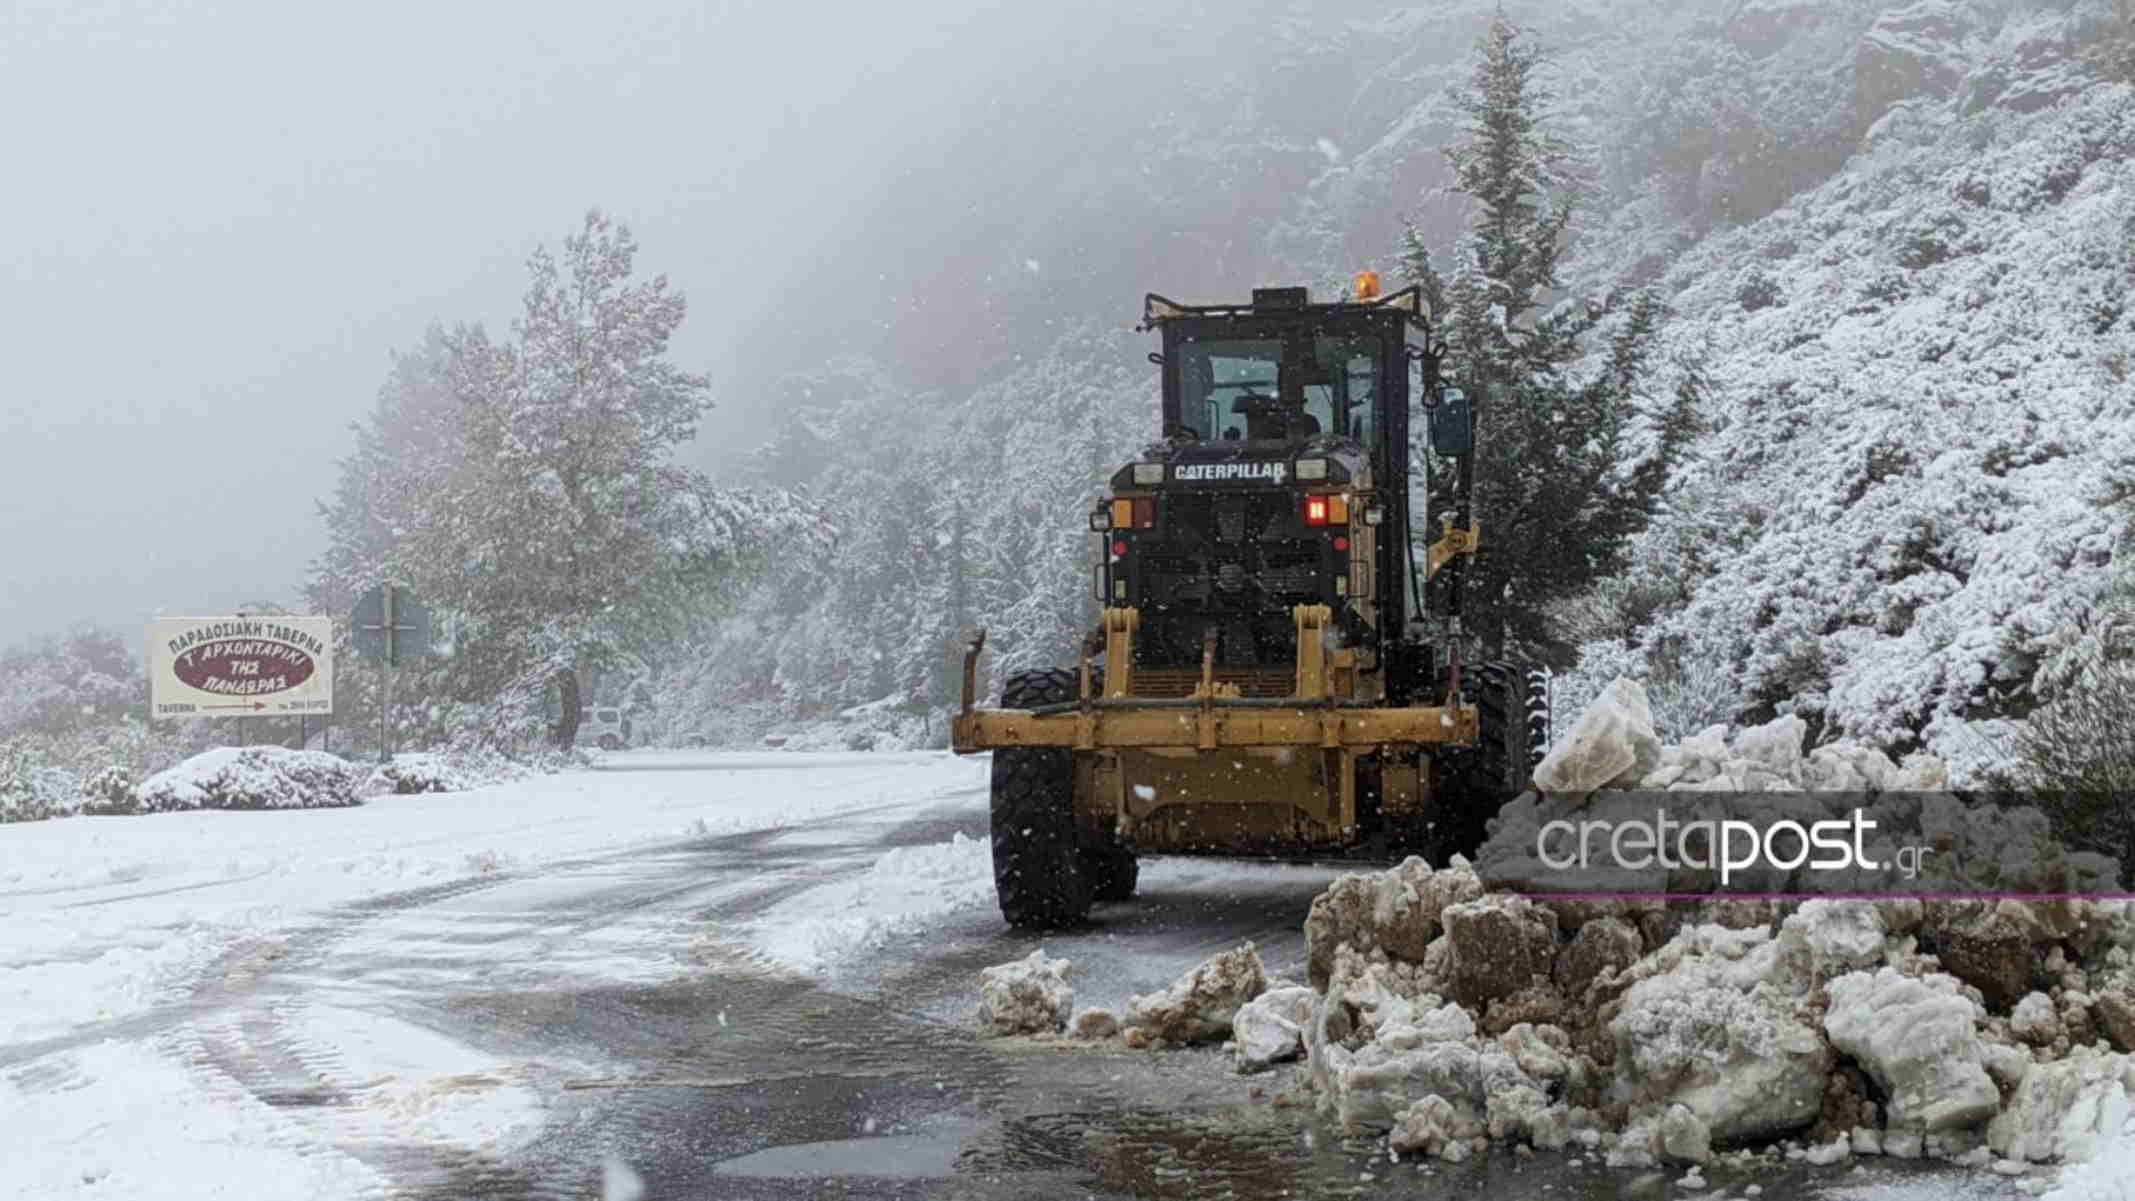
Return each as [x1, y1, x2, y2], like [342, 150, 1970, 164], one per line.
[1124, 943, 1267, 1045]
[1069, 1006, 1120, 1040]
[977, 949, 1074, 1036]
[1825, 968, 2002, 1133]
[1532, 678, 1659, 796]
[1232, 985, 1315, 1071]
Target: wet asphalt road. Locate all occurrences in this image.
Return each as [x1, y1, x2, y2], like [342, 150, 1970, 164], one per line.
[155, 758, 2024, 1201]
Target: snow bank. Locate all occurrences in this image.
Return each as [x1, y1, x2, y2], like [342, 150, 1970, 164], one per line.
[135, 747, 364, 812]
[746, 832, 995, 976]
[1288, 679, 2135, 1173]
[2042, 1111, 2135, 1201]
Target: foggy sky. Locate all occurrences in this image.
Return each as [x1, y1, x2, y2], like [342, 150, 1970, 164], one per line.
[0, 0, 1124, 644]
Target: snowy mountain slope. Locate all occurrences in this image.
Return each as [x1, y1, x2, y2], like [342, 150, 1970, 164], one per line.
[672, 1, 2133, 757]
[1566, 73, 2135, 773]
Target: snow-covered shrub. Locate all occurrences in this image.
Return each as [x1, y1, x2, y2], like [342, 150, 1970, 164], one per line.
[772, 696, 943, 752]
[1986, 652, 2135, 886]
[0, 739, 82, 822]
[360, 747, 549, 796]
[524, 745, 594, 774]
[438, 674, 555, 758]
[364, 753, 464, 796]
[1558, 636, 1744, 747]
[1735, 269, 1782, 311]
[78, 764, 139, 815]
[1645, 648, 1748, 746]
[135, 747, 363, 813]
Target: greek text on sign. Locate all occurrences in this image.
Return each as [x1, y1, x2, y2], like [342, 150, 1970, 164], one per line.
[148, 617, 335, 718]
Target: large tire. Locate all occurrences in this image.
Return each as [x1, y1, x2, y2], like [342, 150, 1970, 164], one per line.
[992, 667, 1096, 928]
[1082, 849, 1139, 901]
[1525, 666, 1554, 763]
[1003, 666, 1080, 708]
[1431, 661, 1537, 863]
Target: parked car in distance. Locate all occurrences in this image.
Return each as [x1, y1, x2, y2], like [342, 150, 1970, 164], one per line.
[583, 706, 630, 750]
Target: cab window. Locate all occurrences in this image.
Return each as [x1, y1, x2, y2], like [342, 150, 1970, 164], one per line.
[1177, 339, 1280, 440]
[1173, 332, 1383, 441]
[1307, 336, 1381, 442]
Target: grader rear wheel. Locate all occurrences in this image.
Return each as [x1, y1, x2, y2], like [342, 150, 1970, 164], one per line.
[1081, 848, 1139, 901]
[1428, 661, 1538, 865]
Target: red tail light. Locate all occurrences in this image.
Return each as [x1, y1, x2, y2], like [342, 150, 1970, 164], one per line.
[1333, 535, 1350, 552]
[1304, 496, 1330, 526]
[1111, 539, 1128, 556]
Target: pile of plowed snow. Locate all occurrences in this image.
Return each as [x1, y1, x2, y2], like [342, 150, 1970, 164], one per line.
[975, 678, 2135, 1187]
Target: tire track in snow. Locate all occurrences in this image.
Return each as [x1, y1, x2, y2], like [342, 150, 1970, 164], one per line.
[128, 818, 868, 1199]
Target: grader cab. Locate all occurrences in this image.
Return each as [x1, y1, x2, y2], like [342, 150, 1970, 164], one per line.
[953, 278, 1541, 928]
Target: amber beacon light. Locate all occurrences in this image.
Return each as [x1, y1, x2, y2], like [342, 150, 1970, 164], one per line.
[1353, 270, 1381, 301]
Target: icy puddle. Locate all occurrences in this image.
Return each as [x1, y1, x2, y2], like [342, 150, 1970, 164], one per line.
[701, 1104, 2019, 1200]
[712, 1132, 968, 1179]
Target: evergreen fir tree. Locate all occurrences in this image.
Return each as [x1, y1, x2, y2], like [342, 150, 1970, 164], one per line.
[1400, 13, 1694, 666]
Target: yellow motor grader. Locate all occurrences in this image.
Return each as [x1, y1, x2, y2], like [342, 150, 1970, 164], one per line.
[953, 278, 1542, 928]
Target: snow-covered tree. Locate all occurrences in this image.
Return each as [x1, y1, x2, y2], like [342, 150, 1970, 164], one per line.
[0, 627, 142, 739]
[306, 325, 473, 621]
[316, 211, 819, 750]
[1400, 12, 1693, 666]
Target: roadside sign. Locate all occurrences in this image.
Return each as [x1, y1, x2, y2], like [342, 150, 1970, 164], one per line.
[148, 616, 336, 719]
[351, 584, 431, 665]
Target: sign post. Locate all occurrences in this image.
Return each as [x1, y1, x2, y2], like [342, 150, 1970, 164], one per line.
[149, 617, 336, 724]
[352, 584, 432, 765]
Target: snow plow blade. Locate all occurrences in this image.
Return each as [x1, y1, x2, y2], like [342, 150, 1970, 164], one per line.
[952, 700, 1477, 750]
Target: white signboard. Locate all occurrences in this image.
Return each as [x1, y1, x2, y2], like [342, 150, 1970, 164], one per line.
[148, 617, 335, 719]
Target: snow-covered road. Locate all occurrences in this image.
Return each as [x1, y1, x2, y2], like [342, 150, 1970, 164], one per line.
[1, 750, 984, 1199]
[1, 750, 2060, 1200]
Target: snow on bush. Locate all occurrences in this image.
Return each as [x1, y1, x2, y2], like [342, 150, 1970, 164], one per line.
[78, 764, 137, 815]
[360, 749, 537, 797]
[365, 753, 469, 796]
[1284, 679, 2135, 1178]
[767, 698, 939, 753]
[0, 718, 206, 823]
[134, 747, 364, 813]
[0, 741, 84, 822]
